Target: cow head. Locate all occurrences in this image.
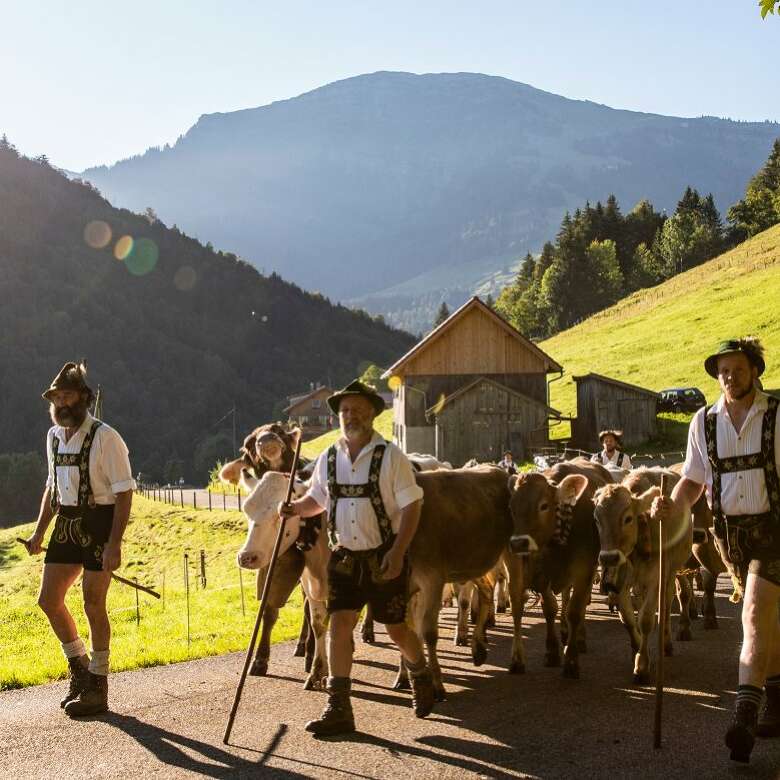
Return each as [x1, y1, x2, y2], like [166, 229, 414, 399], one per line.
[237, 471, 307, 569]
[220, 423, 301, 487]
[509, 472, 588, 556]
[592, 483, 658, 592]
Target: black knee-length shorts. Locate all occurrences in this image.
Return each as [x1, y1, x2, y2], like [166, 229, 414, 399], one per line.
[44, 505, 114, 571]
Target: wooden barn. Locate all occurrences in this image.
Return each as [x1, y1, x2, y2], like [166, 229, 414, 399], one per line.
[382, 297, 562, 465]
[570, 373, 659, 452]
[284, 385, 335, 440]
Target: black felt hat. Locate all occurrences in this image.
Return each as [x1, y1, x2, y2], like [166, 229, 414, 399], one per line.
[327, 380, 385, 416]
[704, 338, 765, 379]
[42, 361, 94, 402]
[598, 429, 623, 446]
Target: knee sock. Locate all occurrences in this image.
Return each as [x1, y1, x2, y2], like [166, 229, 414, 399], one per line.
[736, 684, 763, 712]
[61, 638, 87, 661]
[89, 649, 110, 676]
[406, 656, 427, 676]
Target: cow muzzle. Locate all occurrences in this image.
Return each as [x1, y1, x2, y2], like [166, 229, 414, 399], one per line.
[237, 549, 261, 569]
[510, 534, 539, 556]
[598, 550, 627, 594]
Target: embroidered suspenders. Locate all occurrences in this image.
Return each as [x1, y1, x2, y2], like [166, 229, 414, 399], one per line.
[50, 420, 103, 511]
[326, 443, 393, 549]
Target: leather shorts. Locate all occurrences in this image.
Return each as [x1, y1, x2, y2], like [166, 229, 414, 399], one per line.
[44, 505, 114, 572]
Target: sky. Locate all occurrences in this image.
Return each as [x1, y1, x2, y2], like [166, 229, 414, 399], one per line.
[2, 1, 779, 172]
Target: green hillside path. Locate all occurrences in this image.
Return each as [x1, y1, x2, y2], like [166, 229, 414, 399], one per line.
[541, 225, 780, 417]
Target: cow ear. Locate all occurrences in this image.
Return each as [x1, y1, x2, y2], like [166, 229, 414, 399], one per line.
[508, 474, 518, 492]
[633, 486, 660, 516]
[219, 458, 243, 485]
[557, 474, 589, 506]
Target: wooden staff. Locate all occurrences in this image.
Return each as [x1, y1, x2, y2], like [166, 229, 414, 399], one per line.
[223, 434, 302, 745]
[654, 474, 668, 749]
[17, 538, 161, 599]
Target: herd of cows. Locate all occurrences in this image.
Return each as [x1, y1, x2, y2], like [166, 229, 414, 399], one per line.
[218, 423, 731, 702]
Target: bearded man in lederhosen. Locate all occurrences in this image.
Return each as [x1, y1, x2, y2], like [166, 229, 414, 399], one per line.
[652, 338, 780, 763]
[279, 380, 435, 736]
[23, 362, 136, 717]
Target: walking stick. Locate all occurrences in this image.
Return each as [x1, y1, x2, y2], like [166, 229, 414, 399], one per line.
[223, 434, 302, 744]
[17, 538, 161, 598]
[654, 474, 668, 749]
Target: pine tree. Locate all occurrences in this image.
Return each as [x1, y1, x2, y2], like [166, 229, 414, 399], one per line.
[433, 302, 450, 327]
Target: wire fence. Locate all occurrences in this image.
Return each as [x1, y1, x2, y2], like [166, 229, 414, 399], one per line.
[137, 484, 244, 512]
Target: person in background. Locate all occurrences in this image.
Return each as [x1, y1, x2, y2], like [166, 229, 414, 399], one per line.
[591, 429, 632, 469]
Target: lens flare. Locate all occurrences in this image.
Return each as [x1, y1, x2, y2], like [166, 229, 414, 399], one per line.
[173, 265, 197, 291]
[84, 220, 112, 249]
[387, 375, 402, 391]
[125, 237, 159, 276]
[114, 235, 133, 260]
[431, 393, 447, 415]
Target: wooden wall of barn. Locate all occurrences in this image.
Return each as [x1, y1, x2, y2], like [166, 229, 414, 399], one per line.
[572, 378, 657, 452]
[433, 381, 549, 465]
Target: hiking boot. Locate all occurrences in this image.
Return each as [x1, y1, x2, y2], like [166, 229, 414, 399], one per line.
[410, 668, 435, 718]
[60, 655, 90, 709]
[725, 700, 758, 763]
[304, 677, 355, 736]
[757, 686, 780, 738]
[64, 673, 108, 717]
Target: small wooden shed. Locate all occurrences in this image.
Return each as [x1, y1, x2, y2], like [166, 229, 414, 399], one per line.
[428, 377, 559, 464]
[571, 373, 659, 452]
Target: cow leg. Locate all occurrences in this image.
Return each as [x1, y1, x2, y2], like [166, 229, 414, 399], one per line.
[615, 585, 641, 657]
[303, 599, 328, 691]
[471, 575, 493, 666]
[664, 575, 677, 655]
[250, 605, 277, 676]
[562, 569, 593, 679]
[542, 587, 561, 668]
[505, 554, 527, 674]
[633, 573, 658, 685]
[294, 598, 311, 658]
[701, 566, 719, 629]
[559, 586, 569, 646]
[418, 580, 447, 701]
[675, 573, 693, 642]
[360, 603, 375, 644]
[392, 591, 416, 691]
[456, 582, 473, 646]
[496, 567, 509, 614]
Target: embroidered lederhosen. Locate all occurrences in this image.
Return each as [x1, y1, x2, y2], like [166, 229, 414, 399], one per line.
[705, 396, 780, 586]
[46, 420, 114, 571]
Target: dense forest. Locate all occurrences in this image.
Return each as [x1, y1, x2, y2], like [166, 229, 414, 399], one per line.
[495, 139, 780, 338]
[0, 140, 415, 522]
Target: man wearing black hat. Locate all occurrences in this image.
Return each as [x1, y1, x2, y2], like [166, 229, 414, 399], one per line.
[22, 362, 136, 717]
[279, 380, 435, 736]
[591, 430, 632, 469]
[652, 338, 780, 763]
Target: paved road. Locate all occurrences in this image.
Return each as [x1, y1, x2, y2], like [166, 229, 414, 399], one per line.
[2, 583, 779, 779]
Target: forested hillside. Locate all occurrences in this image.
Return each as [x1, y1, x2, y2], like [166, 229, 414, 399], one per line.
[0, 142, 415, 522]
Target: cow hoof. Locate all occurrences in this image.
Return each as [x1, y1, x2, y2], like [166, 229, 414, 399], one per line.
[676, 627, 693, 642]
[562, 664, 580, 680]
[304, 656, 313, 673]
[508, 661, 525, 674]
[544, 652, 561, 668]
[249, 658, 268, 677]
[393, 676, 411, 691]
[434, 685, 447, 702]
[455, 635, 469, 647]
[703, 617, 718, 630]
[633, 671, 651, 685]
[293, 643, 306, 658]
[577, 639, 587, 654]
[303, 674, 324, 691]
[497, 604, 507, 614]
[664, 642, 674, 657]
[472, 644, 488, 667]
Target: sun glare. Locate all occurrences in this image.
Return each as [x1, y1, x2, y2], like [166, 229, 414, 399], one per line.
[114, 235, 133, 261]
[83, 220, 112, 249]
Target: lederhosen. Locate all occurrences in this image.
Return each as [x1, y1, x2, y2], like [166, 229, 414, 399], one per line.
[44, 420, 115, 572]
[705, 396, 780, 587]
[597, 451, 626, 467]
[324, 442, 409, 623]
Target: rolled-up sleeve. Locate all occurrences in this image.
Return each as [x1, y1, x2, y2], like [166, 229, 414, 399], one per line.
[681, 409, 707, 485]
[45, 431, 54, 489]
[392, 449, 424, 509]
[305, 452, 329, 510]
[99, 429, 137, 493]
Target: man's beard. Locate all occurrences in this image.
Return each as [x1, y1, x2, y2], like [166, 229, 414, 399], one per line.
[342, 421, 371, 439]
[51, 399, 89, 428]
[725, 382, 753, 402]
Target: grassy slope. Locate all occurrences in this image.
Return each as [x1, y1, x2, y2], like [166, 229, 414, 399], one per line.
[541, 226, 780, 423]
[0, 497, 303, 689]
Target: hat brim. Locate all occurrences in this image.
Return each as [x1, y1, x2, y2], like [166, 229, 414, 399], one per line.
[327, 391, 385, 416]
[704, 351, 765, 379]
[42, 384, 93, 402]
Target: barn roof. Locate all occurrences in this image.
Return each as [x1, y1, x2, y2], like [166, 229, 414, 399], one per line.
[283, 385, 333, 413]
[572, 372, 659, 400]
[427, 376, 561, 417]
[381, 296, 562, 378]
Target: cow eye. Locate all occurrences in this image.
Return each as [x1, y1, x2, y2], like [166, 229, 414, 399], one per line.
[623, 515, 632, 525]
[539, 502, 549, 512]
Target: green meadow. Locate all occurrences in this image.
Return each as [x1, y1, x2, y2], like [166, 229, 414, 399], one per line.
[0, 496, 303, 690]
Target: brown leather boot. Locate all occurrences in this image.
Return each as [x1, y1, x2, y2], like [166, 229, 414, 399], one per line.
[60, 655, 90, 709]
[725, 699, 758, 762]
[757, 686, 780, 738]
[64, 673, 108, 717]
[410, 668, 435, 718]
[304, 677, 355, 736]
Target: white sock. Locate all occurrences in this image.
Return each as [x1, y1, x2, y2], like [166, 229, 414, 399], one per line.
[89, 649, 110, 676]
[61, 638, 87, 660]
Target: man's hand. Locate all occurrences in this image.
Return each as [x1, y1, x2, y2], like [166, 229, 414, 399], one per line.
[23, 531, 45, 555]
[380, 547, 405, 581]
[102, 542, 122, 572]
[277, 500, 297, 518]
[651, 495, 673, 523]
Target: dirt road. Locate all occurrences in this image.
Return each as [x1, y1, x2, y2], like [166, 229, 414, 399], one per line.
[2, 582, 778, 779]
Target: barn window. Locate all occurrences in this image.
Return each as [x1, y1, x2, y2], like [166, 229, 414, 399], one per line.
[312, 399, 322, 409]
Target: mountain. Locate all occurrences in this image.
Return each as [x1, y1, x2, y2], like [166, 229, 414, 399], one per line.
[0, 143, 415, 499]
[80, 71, 780, 329]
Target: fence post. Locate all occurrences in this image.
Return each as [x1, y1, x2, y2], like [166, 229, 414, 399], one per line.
[193, 491, 197, 509]
[184, 552, 191, 646]
[200, 549, 206, 589]
[162, 570, 166, 611]
[238, 489, 242, 512]
[180, 488, 184, 508]
[223, 492, 226, 511]
[238, 566, 245, 617]
[135, 578, 140, 626]
[208, 489, 212, 511]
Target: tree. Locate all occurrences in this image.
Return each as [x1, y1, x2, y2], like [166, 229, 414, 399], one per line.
[359, 363, 389, 393]
[760, 0, 779, 18]
[727, 138, 780, 240]
[433, 302, 450, 327]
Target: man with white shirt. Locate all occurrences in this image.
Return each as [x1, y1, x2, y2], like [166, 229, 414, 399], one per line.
[591, 429, 632, 469]
[652, 338, 780, 763]
[23, 362, 135, 717]
[279, 380, 434, 736]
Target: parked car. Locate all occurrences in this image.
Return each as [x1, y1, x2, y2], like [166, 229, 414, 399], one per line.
[657, 387, 706, 413]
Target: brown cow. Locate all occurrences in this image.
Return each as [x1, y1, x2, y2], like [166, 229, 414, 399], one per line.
[507, 457, 610, 679]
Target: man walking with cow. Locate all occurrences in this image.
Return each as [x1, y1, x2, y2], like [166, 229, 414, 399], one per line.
[22, 361, 136, 716]
[279, 380, 435, 735]
[653, 338, 780, 763]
